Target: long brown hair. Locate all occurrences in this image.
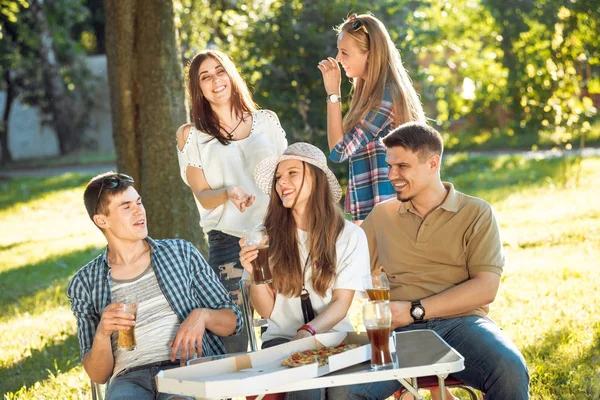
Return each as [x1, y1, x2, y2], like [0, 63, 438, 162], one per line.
[186, 50, 258, 145]
[337, 14, 425, 133]
[264, 163, 345, 297]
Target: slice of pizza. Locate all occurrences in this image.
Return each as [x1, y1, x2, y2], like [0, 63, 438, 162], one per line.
[281, 349, 318, 368]
[281, 344, 360, 368]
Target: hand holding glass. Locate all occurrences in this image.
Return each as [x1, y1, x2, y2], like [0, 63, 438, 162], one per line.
[116, 294, 138, 351]
[243, 226, 272, 285]
[363, 300, 393, 370]
[362, 272, 390, 301]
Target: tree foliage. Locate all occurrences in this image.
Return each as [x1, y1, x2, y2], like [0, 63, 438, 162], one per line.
[0, 0, 96, 161]
[4, 0, 597, 163]
[173, 0, 599, 153]
[484, 0, 599, 149]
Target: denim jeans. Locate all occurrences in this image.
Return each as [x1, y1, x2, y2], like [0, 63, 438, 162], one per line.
[105, 361, 193, 400]
[339, 316, 529, 400]
[207, 230, 248, 353]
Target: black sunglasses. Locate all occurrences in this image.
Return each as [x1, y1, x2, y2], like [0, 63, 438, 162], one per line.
[349, 14, 368, 35]
[94, 173, 135, 214]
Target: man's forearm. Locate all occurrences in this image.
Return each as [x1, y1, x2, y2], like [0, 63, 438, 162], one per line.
[82, 334, 114, 384]
[421, 272, 500, 319]
[391, 272, 501, 329]
[201, 308, 237, 336]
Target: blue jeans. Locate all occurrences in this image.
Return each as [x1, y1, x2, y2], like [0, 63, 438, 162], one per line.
[105, 361, 193, 400]
[340, 316, 529, 400]
[208, 230, 248, 353]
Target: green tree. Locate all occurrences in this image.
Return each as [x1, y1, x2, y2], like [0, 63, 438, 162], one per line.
[173, 0, 599, 155]
[483, 0, 598, 146]
[0, 0, 95, 162]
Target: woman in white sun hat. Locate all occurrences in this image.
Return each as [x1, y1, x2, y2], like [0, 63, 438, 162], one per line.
[239, 142, 369, 399]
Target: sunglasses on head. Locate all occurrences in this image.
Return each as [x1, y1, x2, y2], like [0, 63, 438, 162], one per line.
[95, 173, 135, 214]
[348, 14, 369, 35]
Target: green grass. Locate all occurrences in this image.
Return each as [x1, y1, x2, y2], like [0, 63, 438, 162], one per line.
[1, 156, 600, 399]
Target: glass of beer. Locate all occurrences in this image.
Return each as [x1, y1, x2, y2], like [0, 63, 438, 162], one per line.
[117, 294, 137, 351]
[363, 300, 393, 370]
[362, 272, 390, 301]
[243, 225, 272, 285]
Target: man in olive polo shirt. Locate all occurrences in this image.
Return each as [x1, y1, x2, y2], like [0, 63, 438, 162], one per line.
[350, 122, 529, 399]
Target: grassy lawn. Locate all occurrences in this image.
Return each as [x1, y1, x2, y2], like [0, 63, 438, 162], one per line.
[1, 156, 599, 399]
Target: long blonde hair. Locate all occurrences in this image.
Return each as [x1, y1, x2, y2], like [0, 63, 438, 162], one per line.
[337, 14, 425, 132]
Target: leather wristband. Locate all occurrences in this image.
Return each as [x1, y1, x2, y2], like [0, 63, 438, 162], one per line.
[297, 324, 317, 336]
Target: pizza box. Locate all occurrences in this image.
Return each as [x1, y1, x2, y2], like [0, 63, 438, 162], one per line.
[155, 331, 381, 399]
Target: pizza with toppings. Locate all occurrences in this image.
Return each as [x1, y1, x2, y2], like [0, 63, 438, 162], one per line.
[281, 343, 360, 368]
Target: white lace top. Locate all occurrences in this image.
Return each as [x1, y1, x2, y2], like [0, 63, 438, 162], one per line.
[177, 110, 287, 238]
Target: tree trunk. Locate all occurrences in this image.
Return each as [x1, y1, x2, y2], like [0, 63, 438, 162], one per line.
[104, 0, 205, 252]
[30, 0, 82, 154]
[0, 70, 14, 164]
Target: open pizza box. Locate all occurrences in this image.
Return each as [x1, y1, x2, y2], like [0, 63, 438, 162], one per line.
[155, 331, 387, 399]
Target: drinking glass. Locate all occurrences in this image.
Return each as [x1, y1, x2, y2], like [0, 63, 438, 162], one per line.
[363, 300, 393, 370]
[243, 225, 272, 285]
[362, 272, 390, 301]
[116, 293, 138, 351]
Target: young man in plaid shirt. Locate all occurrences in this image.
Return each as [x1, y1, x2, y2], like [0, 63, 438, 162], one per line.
[67, 172, 242, 400]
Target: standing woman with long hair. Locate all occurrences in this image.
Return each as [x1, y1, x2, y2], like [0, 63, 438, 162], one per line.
[238, 143, 369, 399]
[318, 13, 425, 224]
[176, 49, 287, 353]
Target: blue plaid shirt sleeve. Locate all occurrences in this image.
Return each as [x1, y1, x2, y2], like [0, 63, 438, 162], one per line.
[67, 269, 99, 359]
[188, 245, 244, 335]
[330, 89, 394, 163]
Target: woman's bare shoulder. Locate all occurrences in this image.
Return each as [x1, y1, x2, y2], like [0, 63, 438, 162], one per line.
[176, 123, 193, 151]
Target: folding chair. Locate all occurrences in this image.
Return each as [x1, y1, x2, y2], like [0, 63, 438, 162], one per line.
[395, 376, 483, 399]
[239, 279, 285, 400]
[90, 380, 105, 400]
[239, 278, 268, 352]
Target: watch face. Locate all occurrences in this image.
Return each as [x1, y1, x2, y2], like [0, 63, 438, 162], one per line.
[327, 94, 341, 103]
[411, 305, 424, 319]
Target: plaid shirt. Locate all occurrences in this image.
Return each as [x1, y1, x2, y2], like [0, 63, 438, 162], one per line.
[67, 237, 243, 360]
[330, 88, 396, 221]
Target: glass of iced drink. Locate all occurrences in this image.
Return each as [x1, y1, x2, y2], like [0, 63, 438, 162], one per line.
[363, 300, 393, 370]
[362, 272, 390, 301]
[117, 294, 137, 351]
[243, 225, 272, 285]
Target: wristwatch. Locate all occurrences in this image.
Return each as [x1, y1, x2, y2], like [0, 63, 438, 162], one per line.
[410, 300, 426, 322]
[326, 93, 342, 103]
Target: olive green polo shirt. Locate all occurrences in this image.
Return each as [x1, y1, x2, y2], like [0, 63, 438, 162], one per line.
[361, 182, 505, 318]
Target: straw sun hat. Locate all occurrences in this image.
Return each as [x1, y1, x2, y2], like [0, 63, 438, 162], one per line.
[254, 142, 342, 203]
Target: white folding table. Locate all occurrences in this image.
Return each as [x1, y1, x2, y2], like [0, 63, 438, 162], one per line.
[262, 330, 465, 400]
[158, 329, 465, 400]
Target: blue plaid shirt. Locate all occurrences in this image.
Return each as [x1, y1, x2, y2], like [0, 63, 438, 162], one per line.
[330, 87, 396, 221]
[67, 237, 243, 360]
